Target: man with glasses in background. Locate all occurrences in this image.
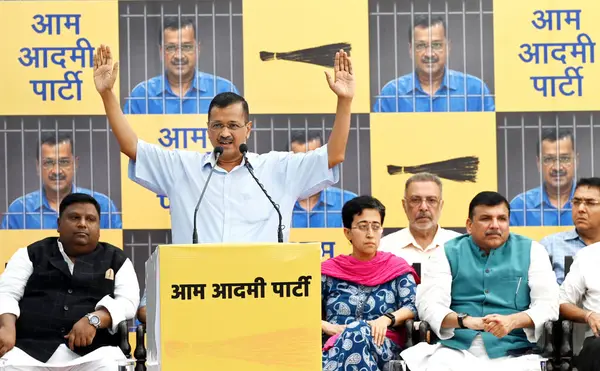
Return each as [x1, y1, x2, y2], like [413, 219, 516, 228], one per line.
[540, 177, 600, 284]
[1, 133, 122, 229]
[373, 15, 494, 112]
[123, 17, 239, 114]
[379, 173, 460, 267]
[510, 127, 578, 226]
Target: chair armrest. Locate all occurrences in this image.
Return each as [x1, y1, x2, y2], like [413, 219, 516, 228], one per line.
[117, 320, 131, 358]
[134, 324, 147, 371]
[404, 319, 414, 348]
[559, 319, 573, 358]
[418, 321, 438, 344]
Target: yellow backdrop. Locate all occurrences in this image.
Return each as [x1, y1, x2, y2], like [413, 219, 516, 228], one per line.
[0, 0, 119, 115]
[243, 0, 370, 114]
[370, 112, 498, 228]
[494, 0, 600, 111]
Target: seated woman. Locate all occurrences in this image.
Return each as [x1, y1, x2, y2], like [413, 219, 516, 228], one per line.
[321, 196, 420, 371]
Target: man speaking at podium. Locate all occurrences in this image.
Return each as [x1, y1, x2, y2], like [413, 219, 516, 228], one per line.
[93, 44, 354, 320]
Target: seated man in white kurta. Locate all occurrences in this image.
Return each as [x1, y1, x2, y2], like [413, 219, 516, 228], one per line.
[401, 191, 559, 371]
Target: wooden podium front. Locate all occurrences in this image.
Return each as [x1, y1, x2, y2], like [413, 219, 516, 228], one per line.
[145, 242, 321, 371]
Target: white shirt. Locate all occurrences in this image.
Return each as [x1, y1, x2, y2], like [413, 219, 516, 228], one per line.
[0, 241, 140, 334]
[559, 241, 600, 319]
[379, 226, 461, 265]
[416, 240, 559, 342]
[129, 140, 339, 244]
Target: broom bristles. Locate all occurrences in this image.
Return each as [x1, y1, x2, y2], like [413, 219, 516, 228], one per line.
[259, 42, 351, 68]
[387, 156, 480, 183]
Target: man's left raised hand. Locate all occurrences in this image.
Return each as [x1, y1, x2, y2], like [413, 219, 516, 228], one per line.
[325, 50, 355, 100]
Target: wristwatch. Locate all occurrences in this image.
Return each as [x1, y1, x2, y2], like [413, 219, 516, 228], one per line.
[383, 313, 396, 327]
[85, 313, 101, 329]
[457, 313, 469, 329]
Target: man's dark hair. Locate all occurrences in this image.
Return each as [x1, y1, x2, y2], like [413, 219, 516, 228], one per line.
[536, 127, 575, 155]
[575, 177, 600, 193]
[287, 130, 323, 151]
[342, 196, 386, 229]
[159, 17, 196, 45]
[408, 15, 447, 42]
[59, 193, 101, 220]
[208, 92, 249, 122]
[468, 191, 510, 219]
[36, 132, 73, 160]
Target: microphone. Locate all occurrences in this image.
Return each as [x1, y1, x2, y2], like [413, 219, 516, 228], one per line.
[192, 146, 224, 244]
[239, 143, 284, 243]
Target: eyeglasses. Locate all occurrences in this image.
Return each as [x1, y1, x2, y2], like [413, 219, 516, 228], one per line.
[208, 122, 248, 132]
[414, 42, 444, 51]
[352, 222, 382, 233]
[571, 198, 600, 208]
[41, 158, 72, 169]
[541, 156, 574, 165]
[406, 197, 440, 208]
[164, 43, 195, 54]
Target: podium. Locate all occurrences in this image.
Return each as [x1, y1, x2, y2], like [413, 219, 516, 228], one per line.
[144, 242, 322, 371]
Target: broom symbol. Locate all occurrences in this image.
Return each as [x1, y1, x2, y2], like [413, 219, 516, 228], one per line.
[387, 156, 480, 183]
[259, 42, 352, 68]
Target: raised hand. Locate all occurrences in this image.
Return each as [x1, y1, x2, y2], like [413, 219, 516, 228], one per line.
[93, 44, 119, 94]
[324, 49, 355, 100]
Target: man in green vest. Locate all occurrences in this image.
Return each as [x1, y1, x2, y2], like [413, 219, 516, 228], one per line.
[401, 191, 559, 370]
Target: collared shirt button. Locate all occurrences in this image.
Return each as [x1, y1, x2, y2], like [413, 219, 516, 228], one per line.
[485, 289, 489, 294]
[68, 289, 73, 294]
[63, 305, 69, 311]
[485, 269, 490, 273]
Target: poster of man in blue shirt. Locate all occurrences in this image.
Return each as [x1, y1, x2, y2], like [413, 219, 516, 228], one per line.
[123, 17, 239, 114]
[510, 127, 578, 227]
[1, 133, 122, 229]
[373, 15, 494, 113]
[289, 131, 357, 228]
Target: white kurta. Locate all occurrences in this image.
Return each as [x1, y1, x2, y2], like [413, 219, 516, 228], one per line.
[559, 241, 600, 352]
[400, 240, 559, 371]
[0, 241, 140, 370]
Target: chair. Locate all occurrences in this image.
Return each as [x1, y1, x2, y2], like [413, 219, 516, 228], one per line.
[548, 255, 575, 370]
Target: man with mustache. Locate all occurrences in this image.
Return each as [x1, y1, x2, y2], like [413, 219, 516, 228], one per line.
[540, 177, 600, 284]
[373, 15, 494, 112]
[94, 44, 354, 323]
[1, 133, 122, 229]
[401, 191, 559, 371]
[0, 193, 139, 370]
[123, 17, 239, 114]
[510, 127, 578, 226]
[379, 173, 460, 266]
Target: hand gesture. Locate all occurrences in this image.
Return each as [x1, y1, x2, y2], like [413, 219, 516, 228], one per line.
[0, 326, 16, 358]
[586, 311, 600, 337]
[463, 316, 485, 331]
[93, 45, 119, 94]
[321, 321, 346, 337]
[368, 316, 392, 347]
[64, 317, 97, 350]
[483, 314, 515, 338]
[325, 50, 355, 100]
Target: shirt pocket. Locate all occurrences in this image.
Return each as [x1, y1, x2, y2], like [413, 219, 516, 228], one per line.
[499, 276, 529, 311]
[237, 189, 273, 224]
